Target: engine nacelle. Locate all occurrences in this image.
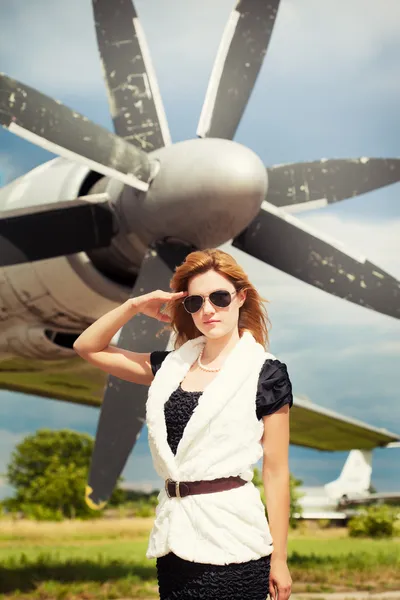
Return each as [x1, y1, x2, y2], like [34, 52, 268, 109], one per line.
[0, 324, 78, 359]
[0, 158, 133, 356]
[0, 250, 130, 332]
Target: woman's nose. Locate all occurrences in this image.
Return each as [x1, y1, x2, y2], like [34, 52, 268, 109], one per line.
[203, 297, 215, 314]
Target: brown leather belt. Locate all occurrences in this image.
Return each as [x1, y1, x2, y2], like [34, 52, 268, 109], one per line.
[165, 475, 247, 498]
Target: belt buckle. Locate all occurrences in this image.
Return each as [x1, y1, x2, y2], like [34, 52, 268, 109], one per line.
[165, 478, 181, 498]
[175, 481, 181, 499]
[165, 478, 173, 498]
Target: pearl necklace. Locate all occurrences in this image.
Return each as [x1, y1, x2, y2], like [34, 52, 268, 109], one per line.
[197, 348, 221, 372]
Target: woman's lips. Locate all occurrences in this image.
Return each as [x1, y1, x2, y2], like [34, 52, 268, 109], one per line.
[204, 320, 220, 325]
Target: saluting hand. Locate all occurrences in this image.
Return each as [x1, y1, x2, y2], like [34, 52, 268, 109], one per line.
[132, 289, 187, 323]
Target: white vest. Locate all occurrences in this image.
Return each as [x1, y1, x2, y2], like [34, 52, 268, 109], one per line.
[145, 331, 275, 565]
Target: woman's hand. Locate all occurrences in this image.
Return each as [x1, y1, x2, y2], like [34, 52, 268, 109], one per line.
[269, 557, 292, 600]
[132, 289, 187, 323]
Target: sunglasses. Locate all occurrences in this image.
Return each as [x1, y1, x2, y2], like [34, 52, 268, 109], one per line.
[182, 289, 237, 314]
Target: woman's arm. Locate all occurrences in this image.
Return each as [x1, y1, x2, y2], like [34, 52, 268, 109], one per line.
[73, 298, 153, 385]
[73, 290, 186, 385]
[262, 404, 292, 600]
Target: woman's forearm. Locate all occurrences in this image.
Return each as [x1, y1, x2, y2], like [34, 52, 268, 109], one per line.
[263, 467, 290, 561]
[73, 298, 138, 354]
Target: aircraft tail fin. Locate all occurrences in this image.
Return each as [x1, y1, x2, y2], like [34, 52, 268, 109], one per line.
[324, 449, 372, 498]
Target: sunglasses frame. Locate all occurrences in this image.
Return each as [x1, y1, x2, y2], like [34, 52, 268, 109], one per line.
[182, 289, 237, 314]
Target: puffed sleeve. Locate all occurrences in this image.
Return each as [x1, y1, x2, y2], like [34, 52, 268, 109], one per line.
[256, 359, 293, 419]
[149, 350, 171, 376]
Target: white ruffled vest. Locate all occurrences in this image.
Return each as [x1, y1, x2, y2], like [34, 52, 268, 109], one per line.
[145, 331, 275, 565]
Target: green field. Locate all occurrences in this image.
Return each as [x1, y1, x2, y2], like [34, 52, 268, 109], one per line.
[0, 518, 399, 600]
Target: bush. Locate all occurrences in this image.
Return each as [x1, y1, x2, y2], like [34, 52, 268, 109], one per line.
[133, 501, 155, 517]
[3, 429, 125, 520]
[19, 503, 64, 522]
[395, 518, 400, 537]
[348, 505, 396, 538]
[317, 518, 331, 529]
[148, 493, 159, 507]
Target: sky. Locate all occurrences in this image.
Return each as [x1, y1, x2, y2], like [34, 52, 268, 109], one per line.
[0, 0, 399, 500]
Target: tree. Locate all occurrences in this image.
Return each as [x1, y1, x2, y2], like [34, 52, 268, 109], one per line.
[289, 473, 304, 528]
[4, 429, 125, 519]
[253, 466, 304, 528]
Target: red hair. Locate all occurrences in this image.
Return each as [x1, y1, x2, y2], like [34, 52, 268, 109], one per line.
[163, 249, 271, 349]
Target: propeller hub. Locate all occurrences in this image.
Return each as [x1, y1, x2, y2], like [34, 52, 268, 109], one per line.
[122, 138, 268, 251]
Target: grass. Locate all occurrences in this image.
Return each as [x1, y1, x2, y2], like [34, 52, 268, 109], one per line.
[0, 519, 399, 599]
[0, 517, 154, 542]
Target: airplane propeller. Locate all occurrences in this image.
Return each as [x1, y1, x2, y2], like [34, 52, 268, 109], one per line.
[233, 202, 400, 320]
[266, 158, 400, 211]
[0, 194, 116, 267]
[197, 0, 280, 140]
[0, 74, 152, 191]
[92, 0, 171, 149]
[0, 0, 399, 508]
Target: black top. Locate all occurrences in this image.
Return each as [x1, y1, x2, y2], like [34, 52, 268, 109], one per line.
[150, 351, 293, 456]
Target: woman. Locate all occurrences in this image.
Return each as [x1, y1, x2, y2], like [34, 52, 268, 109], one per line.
[74, 248, 293, 600]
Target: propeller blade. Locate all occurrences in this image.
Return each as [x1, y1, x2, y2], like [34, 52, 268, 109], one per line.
[197, 0, 280, 140]
[232, 202, 400, 320]
[86, 239, 196, 508]
[266, 158, 400, 212]
[0, 194, 116, 267]
[92, 0, 171, 151]
[0, 74, 151, 191]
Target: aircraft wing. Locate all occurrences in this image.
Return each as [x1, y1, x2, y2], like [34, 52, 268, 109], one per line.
[293, 510, 348, 520]
[339, 492, 400, 506]
[290, 395, 400, 450]
[1, 357, 399, 451]
[0, 355, 106, 407]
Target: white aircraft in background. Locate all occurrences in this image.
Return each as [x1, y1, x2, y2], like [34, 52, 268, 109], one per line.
[296, 448, 400, 520]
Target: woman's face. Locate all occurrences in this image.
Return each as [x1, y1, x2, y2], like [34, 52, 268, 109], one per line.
[186, 269, 246, 339]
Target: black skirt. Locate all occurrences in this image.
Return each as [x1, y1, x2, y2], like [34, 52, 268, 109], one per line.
[156, 551, 271, 600]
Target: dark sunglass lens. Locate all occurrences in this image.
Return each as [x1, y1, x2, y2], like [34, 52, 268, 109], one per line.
[210, 291, 231, 307]
[184, 295, 203, 313]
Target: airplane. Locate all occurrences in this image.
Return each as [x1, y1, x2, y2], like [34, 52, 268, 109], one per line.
[295, 449, 400, 521]
[0, 0, 399, 507]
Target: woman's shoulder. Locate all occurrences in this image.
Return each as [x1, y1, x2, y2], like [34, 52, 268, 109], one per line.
[256, 355, 293, 418]
[258, 353, 289, 377]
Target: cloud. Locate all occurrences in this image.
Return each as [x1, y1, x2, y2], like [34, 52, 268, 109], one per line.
[0, 0, 231, 101]
[339, 340, 400, 358]
[2, 0, 399, 101]
[270, 0, 400, 73]
[0, 0, 102, 95]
